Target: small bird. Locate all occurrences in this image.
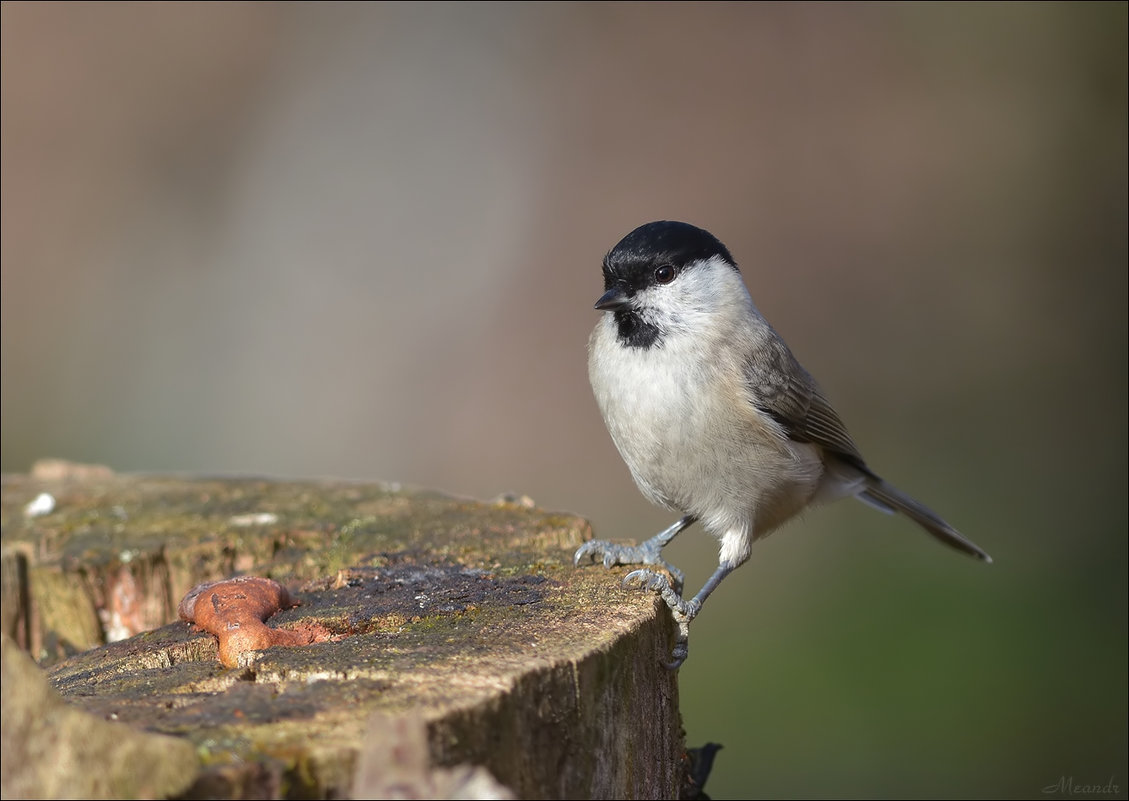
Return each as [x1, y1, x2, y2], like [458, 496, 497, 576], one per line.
[575, 221, 991, 669]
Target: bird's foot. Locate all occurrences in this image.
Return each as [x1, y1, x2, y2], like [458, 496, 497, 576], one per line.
[623, 568, 702, 669]
[573, 539, 685, 593]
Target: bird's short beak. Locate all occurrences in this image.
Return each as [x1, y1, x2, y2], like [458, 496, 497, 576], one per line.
[595, 287, 631, 311]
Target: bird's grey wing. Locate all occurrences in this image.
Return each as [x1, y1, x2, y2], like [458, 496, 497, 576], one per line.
[742, 335, 870, 472]
[743, 333, 992, 562]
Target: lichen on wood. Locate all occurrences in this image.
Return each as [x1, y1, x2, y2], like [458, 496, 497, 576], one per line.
[2, 464, 689, 798]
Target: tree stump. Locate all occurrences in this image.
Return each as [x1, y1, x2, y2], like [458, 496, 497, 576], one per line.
[0, 463, 689, 799]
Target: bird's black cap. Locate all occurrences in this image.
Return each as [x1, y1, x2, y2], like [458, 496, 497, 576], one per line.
[604, 221, 737, 281]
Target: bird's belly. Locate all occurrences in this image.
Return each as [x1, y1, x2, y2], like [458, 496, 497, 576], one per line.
[591, 335, 823, 537]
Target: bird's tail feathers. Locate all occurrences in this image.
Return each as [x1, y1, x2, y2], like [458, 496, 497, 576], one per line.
[858, 478, 992, 563]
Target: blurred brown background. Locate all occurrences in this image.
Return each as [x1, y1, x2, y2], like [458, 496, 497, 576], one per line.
[2, 3, 1126, 798]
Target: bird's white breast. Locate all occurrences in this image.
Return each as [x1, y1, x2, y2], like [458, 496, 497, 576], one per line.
[588, 312, 825, 541]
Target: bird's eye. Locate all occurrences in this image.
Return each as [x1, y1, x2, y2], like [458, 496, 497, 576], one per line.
[654, 264, 677, 284]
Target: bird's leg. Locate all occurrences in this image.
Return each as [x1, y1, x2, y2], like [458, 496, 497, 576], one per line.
[573, 515, 694, 592]
[624, 560, 737, 669]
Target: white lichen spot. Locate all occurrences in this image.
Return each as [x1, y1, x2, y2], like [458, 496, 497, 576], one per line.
[228, 512, 280, 527]
[24, 492, 56, 517]
[304, 671, 337, 684]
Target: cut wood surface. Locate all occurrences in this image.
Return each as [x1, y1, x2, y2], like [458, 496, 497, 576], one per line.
[1, 463, 689, 799]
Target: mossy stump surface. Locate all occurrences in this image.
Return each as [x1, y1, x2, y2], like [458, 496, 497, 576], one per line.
[1, 464, 685, 799]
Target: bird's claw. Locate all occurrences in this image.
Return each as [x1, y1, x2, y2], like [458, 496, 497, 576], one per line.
[572, 539, 623, 570]
[622, 567, 670, 594]
[665, 631, 689, 670]
[573, 540, 685, 593]
[623, 568, 700, 670]
[622, 569, 699, 617]
[574, 534, 696, 668]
